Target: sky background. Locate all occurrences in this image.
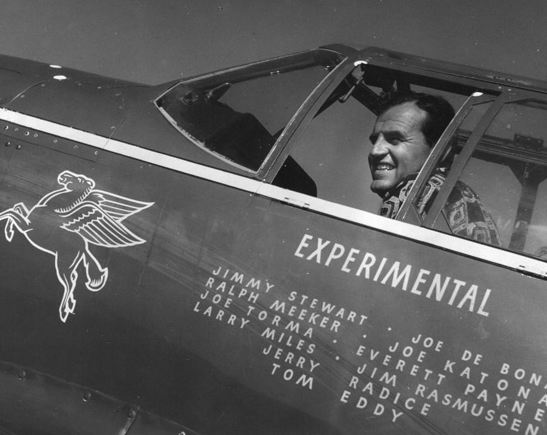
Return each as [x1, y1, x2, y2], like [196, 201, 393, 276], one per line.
[0, 0, 545, 85]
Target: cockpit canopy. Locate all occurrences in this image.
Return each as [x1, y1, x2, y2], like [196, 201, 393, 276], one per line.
[155, 44, 547, 263]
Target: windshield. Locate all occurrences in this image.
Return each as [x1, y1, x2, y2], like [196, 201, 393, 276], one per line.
[156, 49, 345, 172]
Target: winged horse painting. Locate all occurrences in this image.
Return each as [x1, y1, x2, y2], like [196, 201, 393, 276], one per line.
[0, 170, 154, 322]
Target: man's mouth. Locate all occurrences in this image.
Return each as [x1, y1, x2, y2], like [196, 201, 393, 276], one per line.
[374, 163, 395, 171]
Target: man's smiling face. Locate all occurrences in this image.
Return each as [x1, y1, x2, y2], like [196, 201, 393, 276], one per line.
[368, 102, 432, 196]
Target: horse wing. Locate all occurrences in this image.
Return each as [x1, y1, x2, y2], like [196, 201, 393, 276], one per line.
[58, 202, 147, 248]
[84, 190, 154, 223]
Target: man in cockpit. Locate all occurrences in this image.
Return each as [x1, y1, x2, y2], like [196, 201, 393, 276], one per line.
[368, 92, 500, 246]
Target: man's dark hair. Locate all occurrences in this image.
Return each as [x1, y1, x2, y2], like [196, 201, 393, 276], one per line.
[377, 92, 455, 147]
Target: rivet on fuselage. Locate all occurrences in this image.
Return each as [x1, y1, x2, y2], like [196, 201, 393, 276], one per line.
[18, 370, 26, 380]
[83, 391, 92, 402]
[5, 141, 10, 147]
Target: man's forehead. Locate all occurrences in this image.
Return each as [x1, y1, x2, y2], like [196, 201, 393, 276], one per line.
[374, 102, 427, 133]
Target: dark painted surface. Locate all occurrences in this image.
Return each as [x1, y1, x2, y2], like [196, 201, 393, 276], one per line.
[0, 46, 545, 434]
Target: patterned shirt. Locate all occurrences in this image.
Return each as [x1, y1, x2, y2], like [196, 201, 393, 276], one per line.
[380, 169, 500, 246]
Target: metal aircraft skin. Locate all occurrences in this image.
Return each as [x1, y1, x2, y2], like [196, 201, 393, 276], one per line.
[0, 44, 546, 435]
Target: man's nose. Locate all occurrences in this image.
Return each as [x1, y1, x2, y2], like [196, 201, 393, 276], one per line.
[370, 136, 389, 157]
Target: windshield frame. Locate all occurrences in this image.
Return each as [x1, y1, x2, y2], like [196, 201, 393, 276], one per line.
[154, 48, 348, 175]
